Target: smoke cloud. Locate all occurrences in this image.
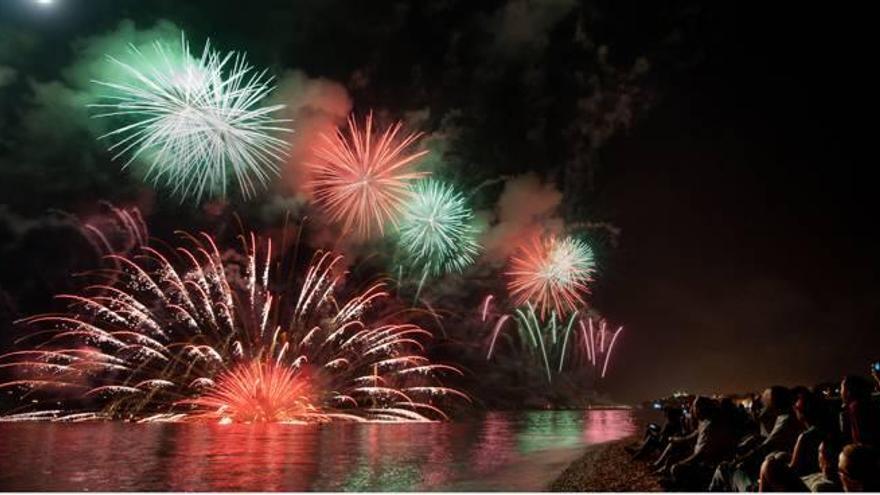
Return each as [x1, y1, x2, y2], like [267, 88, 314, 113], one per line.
[271, 69, 352, 198]
[480, 173, 564, 262]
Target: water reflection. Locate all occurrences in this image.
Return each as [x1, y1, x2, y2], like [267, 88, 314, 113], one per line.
[0, 409, 635, 491]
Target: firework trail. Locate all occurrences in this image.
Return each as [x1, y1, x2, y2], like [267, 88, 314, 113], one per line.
[506, 235, 596, 320]
[92, 34, 290, 202]
[77, 202, 149, 259]
[306, 112, 428, 239]
[485, 304, 623, 382]
[0, 231, 467, 423]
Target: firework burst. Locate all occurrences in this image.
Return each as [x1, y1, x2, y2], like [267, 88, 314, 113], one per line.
[0, 231, 467, 423]
[307, 113, 428, 239]
[506, 235, 596, 319]
[397, 180, 481, 277]
[92, 34, 290, 202]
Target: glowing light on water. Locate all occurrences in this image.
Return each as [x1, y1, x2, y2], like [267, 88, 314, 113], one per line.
[92, 34, 290, 202]
[307, 112, 428, 239]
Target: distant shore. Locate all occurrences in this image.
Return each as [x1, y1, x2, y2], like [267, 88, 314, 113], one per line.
[551, 437, 662, 491]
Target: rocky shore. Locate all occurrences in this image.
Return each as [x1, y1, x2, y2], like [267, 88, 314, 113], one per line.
[551, 438, 662, 492]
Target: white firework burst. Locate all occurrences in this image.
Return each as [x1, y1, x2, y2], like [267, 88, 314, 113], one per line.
[91, 34, 291, 202]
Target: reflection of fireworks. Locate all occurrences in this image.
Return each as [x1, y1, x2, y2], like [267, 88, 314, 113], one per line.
[506, 236, 596, 319]
[485, 304, 623, 382]
[307, 113, 428, 239]
[92, 34, 289, 201]
[0, 232, 466, 423]
[398, 180, 480, 277]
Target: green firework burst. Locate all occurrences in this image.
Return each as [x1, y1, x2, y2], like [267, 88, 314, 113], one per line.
[397, 179, 481, 277]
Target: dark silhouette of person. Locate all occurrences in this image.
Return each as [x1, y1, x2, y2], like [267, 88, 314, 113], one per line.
[632, 405, 685, 460]
[838, 443, 880, 492]
[709, 386, 802, 491]
[801, 438, 843, 492]
[840, 375, 880, 447]
[789, 390, 830, 476]
[758, 451, 808, 492]
[667, 397, 736, 490]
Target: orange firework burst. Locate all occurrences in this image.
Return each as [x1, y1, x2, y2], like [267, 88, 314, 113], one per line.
[506, 235, 596, 319]
[307, 112, 428, 238]
[184, 361, 315, 423]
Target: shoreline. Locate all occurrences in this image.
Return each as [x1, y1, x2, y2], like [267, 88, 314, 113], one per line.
[550, 436, 663, 492]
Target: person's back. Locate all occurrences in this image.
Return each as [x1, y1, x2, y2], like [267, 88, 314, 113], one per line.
[759, 452, 809, 492]
[790, 391, 827, 476]
[838, 443, 880, 492]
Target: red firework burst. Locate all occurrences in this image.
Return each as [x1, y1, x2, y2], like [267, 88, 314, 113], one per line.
[183, 361, 315, 423]
[506, 235, 596, 319]
[307, 112, 429, 238]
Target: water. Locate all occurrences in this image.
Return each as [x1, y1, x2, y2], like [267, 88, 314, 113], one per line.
[0, 409, 636, 491]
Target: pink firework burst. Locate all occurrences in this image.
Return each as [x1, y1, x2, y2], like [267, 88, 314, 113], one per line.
[307, 112, 429, 239]
[506, 235, 596, 319]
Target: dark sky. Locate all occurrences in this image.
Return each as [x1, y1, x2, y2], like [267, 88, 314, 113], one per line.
[0, 0, 876, 404]
[594, 3, 878, 400]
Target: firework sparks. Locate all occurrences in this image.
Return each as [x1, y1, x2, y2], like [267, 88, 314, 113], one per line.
[306, 113, 428, 239]
[397, 180, 481, 277]
[91, 34, 290, 202]
[182, 361, 316, 423]
[0, 231, 467, 423]
[506, 235, 596, 319]
[485, 305, 623, 382]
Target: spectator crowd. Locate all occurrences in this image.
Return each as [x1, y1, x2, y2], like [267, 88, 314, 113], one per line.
[630, 368, 880, 491]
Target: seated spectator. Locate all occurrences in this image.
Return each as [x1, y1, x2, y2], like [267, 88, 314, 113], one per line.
[758, 451, 808, 492]
[840, 375, 880, 446]
[801, 439, 842, 492]
[665, 396, 737, 490]
[720, 397, 750, 441]
[632, 405, 685, 460]
[789, 391, 829, 476]
[838, 443, 880, 492]
[709, 386, 802, 492]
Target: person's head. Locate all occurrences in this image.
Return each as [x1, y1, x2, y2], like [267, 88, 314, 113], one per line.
[838, 444, 880, 491]
[794, 391, 821, 428]
[664, 405, 683, 423]
[691, 396, 717, 421]
[762, 386, 793, 415]
[759, 451, 803, 492]
[841, 375, 872, 405]
[819, 438, 842, 478]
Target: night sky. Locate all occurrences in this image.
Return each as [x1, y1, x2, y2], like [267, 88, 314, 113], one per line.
[0, 0, 875, 404]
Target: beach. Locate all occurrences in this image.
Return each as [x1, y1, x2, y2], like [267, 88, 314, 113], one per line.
[551, 437, 663, 492]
